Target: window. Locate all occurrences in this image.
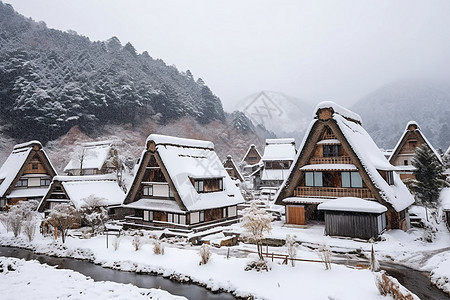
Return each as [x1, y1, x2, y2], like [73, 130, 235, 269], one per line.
[15, 179, 28, 187]
[386, 171, 394, 185]
[194, 180, 204, 192]
[323, 145, 340, 157]
[191, 212, 200, 224]
[228, 206, 237, 217]
[193, 178, 223, 193]
[222, 207, 227, 218]
[143, 210, 153, 221]
[200, 211, 205, 222]
[404, 160, 408, 166]
[28, 178, 40, 187]
[341, 172, 363, 188]
[305, 172, 323, 187]
[167, 213, 185, 224]
[32, 163, 38, 170]
[143, 185, 153, 196]
[40, 179, 51, 186]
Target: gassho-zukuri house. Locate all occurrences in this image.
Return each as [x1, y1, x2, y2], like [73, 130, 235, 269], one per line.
[122, 134, 244, 232]
[274, 101, 414, 237]
[37, 174, 125, 217]
[388, 121, 443, 181]
[0, 141, 57, 207]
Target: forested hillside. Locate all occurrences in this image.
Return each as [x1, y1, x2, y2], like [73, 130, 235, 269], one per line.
[352, 80, 450, 151]
[0, 2, 225, 142]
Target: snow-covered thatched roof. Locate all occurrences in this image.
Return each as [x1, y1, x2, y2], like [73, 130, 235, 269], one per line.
[0, 141, 55, 198]
[131, 134, 244, 211]
[262, 138, 296, 161]
[388, 120, 443, 164]
[64, 142, 112, 172]
[276, 101, 414, 212]
[39, 175, 124, 210]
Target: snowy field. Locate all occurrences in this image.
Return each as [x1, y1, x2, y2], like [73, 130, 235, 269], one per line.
[0, 256, 185, 300]
[2, 209, 447, 299]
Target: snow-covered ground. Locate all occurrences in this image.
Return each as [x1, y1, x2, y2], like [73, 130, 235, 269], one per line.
[0, 194, 449, 300]
[0, 257, 185, 300]
[1, 218, 439, 299]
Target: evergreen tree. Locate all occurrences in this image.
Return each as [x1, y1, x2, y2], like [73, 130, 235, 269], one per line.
[412, 144, 448, 220]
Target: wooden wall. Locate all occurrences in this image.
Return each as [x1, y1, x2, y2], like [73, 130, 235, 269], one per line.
[324, 211, 384, 239]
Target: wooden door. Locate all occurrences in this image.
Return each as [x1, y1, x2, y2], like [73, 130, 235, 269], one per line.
[287, 205, 305, 225]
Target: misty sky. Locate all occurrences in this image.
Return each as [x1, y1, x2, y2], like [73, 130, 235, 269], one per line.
[5, 0, 450, 111]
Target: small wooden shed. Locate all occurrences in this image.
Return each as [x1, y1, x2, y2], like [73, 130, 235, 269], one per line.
[318, 197, 387, 239]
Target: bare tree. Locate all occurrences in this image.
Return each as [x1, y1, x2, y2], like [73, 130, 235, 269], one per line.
[7, 200, 39, 238]
[317, 244, 332, 270]
[47, 203, 79, 243]
[241, 201, 272, 261]
[285, 234, 297, 267]
[80, 195, 109, 234]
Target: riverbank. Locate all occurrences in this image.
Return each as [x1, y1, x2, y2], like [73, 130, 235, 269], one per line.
[0, 256, 185, 300]
[0, 228, 390, 300]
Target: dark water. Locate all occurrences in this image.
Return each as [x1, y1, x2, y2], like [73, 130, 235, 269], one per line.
[381, 263, 449, 300]
[0, 246, 236, 300]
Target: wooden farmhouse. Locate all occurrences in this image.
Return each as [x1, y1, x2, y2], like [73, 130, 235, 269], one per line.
[122, 134, 244, 232]
[0, 141, 57, 207]
[274, 102, 415, 235]
[64, 141, 116, 176]
[259, 138, 296, 188]
[223, 155, 244, 183]
[388, 121, 443, 181]
[241, 144, 262, 166]
[241, 144, 262, 176]
[37, 174, 125, 217]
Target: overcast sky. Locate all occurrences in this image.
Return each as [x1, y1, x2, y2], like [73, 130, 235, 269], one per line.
[5, 0, 450, 111]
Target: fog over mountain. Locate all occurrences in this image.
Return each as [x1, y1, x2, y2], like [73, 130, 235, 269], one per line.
[352, 80, 450, 151]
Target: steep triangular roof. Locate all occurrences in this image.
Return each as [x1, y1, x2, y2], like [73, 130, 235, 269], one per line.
[223, 155, 244, 182]
[124, 134, 244, 211]
[0, 141, 57, 198]
[389, 121, 443, 165]
[275, 102, 414, 212]
[241, 144, 262, 164]
[38, 174, 124, 211]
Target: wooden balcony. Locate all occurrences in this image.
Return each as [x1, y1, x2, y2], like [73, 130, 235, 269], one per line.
[309, 156, 352, 165]
[295, 187, 375, 199]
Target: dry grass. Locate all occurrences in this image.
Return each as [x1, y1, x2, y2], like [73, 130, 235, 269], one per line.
[374, 271, 419, 300]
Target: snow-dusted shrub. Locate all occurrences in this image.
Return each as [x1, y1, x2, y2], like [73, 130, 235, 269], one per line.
[47, 203, 80, 243]
[370, 245, 380, 272]
[6, 200, 39, 238]
[241, 201, 272, 262]
[9, 209, 22, 238]
[245, 254, 271, 272]
[317, 244, 332, 270]
[80, 195, 109, 234]
[285, 234, 297, 267]
[153, 239, 164, 255]
[132, 235, 142, 251]
[112, 236, 121, 251]
[374, 271, 419, 300]
[0, 213, 11, 233]
[23, 218, 37, 242]
[199, 244, 211, 265]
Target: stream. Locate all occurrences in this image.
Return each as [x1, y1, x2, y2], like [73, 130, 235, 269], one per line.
[1, 246, 448, 299]
[0, 246, 236, 300]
